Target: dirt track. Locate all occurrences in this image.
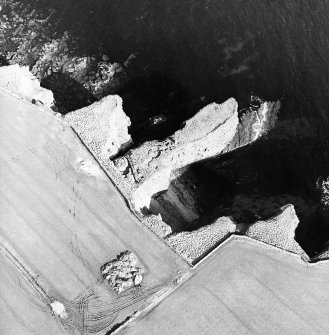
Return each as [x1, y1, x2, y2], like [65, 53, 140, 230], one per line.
[0, 89, 189, 334]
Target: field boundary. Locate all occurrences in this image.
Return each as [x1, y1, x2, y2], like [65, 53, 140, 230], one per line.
[194, 234, 329, 269]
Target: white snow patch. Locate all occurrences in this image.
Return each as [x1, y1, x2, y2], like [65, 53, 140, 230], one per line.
[0, 64, 54, 108]
[50, 301, 68, 319]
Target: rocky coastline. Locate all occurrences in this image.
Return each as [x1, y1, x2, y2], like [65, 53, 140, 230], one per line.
[1, 61, 328, 265]
[2, 1, 329, 264]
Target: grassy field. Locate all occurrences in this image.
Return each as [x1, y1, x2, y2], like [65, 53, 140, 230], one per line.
[0, 89, 189, 334]
[121, 236, 329, 335]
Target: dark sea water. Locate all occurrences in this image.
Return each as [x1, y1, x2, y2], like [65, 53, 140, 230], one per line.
[36, 0, 329, 120]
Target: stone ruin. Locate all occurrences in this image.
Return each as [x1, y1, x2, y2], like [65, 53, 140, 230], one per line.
[101, 251, 143, 294]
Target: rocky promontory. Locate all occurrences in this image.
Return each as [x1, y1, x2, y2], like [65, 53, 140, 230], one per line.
[1, 0, 329, 265]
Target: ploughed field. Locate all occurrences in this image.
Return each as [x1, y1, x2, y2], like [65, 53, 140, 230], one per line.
[121, 236, 329, 335]
[0, 89, 189, 335]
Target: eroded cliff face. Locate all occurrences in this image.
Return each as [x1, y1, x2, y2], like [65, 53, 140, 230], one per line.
[223, 99, 280, 152]
[129, 97, 280, 230]
[131, 98, 239, 212]
[3, 0, 329, 262]
[2, 61, 327, 264]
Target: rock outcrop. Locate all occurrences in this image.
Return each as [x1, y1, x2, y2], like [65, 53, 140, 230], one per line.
[312, 246, 329, 261]
[317, 176, 329, 209]
[65, 95, 133, 159]
[100, 251, 143, 293]
[166, 216, 236, 264]
[244, 204, 306, 256]
[33, 35, 128, 104]
[150, 171, 201, 228]
[0, 64, 54, 108]
[132, 98, 239, 212]
[231, 193, 316, 223]
[131, 97, 280, 227]
[223, 98, 280, 153]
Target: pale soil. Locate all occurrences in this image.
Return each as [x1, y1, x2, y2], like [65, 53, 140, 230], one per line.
[120, 236, 329, 335]
[0, 89, 189, 334]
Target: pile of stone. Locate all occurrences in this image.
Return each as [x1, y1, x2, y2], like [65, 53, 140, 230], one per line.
[101, 251, 143, 293]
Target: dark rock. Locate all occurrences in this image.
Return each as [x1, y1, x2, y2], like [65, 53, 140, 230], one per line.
[102, 54, 110, 61]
